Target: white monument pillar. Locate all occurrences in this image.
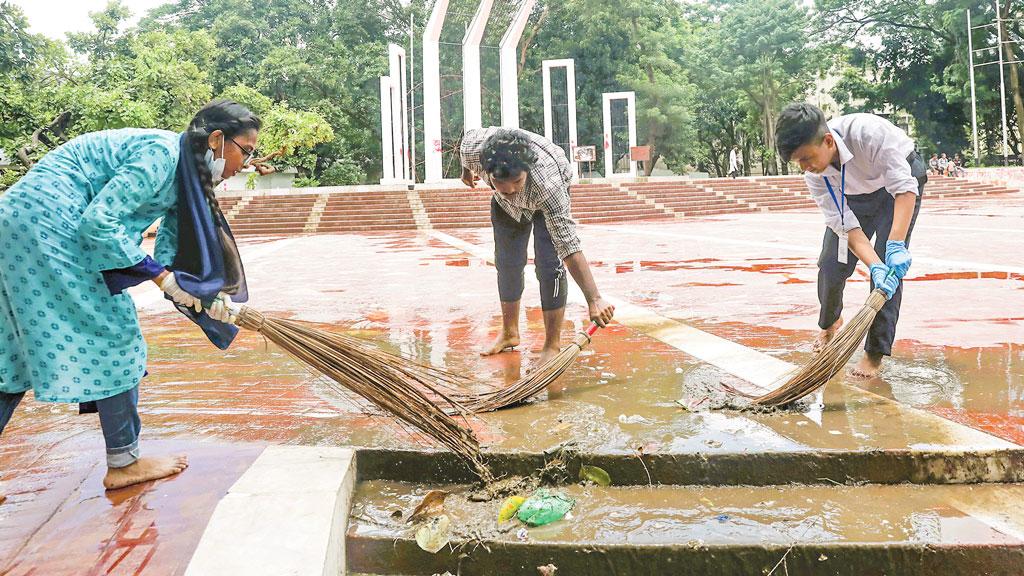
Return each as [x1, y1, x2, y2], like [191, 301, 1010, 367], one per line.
[602, 91, 637, 178]
[422, 0, 450, 183]
[379, 76, 395, 182]
[388, 44, 410, 182]
[499, 0, 537, 128]
[462, 0, 494, 131]
[542, 59, 579, 180]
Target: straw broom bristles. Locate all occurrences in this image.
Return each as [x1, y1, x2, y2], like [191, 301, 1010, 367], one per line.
[232, 306, 492, 481]
[462, 324, 599, 413]
[751, 289, 888, 407]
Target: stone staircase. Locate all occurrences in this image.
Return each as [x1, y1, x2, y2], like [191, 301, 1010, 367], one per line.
[211, 175, 1018, 236]
[228, 193, 319, 236]
[315, 190, 417, 234]
[620, 180, 758, 216]
[569, 183, 669, 224]
[417, 187, 493, 228]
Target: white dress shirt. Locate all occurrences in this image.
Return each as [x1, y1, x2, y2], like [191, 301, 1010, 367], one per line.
[804, 113, 918, 235]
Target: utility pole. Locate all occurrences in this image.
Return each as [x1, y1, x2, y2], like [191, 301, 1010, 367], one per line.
[968, 9, 980, 162]
[996, 0, 1010, 165]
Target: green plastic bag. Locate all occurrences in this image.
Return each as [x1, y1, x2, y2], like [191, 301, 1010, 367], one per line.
[516, 489, 575, 527]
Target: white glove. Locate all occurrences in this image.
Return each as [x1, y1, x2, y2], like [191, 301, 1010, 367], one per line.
[207, 292, 236, 325]
[159, 272, 202, 313]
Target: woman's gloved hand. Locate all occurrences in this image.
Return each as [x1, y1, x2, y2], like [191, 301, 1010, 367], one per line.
[207, 292, 235, 325]
[159, 272, 202, 313]
[869, 263, 900, 300]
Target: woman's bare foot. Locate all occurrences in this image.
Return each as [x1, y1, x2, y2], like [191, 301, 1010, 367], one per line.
[103, 455, 189, 490]
[813, 317, 844, 353]
[481, 333, 520, 356]
[849, 352, 884, 379]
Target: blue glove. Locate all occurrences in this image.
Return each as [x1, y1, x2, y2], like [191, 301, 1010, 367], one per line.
[885, 240, 912, 280]
[869, 263, 899, 300]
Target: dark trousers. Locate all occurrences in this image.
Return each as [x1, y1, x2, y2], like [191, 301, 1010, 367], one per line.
[491, 198, 568, 311]
[0, 386, 142, 468]
[817, 154, 926, 356]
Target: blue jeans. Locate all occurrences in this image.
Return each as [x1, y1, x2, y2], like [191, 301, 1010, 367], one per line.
[0, 386, 141, 468]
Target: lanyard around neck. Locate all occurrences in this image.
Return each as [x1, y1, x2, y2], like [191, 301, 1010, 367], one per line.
[823, 165, 846, 226]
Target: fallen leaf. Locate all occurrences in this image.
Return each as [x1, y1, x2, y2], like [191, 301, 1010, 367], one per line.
[408, 490, 449, 524]
[415, 514, 451, 553]
[579, 464, 612, 487]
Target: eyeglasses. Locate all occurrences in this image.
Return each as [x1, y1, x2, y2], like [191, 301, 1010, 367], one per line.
[226, 136, 257, 165]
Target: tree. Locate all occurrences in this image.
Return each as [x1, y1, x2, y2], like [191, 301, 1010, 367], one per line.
[719, 0, 816, 175]
[220, 84, 336, 182]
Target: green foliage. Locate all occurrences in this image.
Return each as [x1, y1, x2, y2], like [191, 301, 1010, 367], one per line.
[0, 0, 1014, 184]
[292, 176, 320, 188]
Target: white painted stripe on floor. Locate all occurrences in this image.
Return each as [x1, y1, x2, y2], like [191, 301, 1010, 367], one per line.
[184, 445, 356, 576]
[587, 225, 1024, 274]
[429, 230, 796, 399]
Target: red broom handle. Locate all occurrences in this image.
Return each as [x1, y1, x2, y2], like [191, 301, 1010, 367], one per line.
[585, 323, 600, 336]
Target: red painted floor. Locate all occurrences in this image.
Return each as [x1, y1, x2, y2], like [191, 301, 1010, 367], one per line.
[1, 192, 1022, 574]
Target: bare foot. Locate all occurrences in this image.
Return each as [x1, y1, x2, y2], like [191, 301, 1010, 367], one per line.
[0, 494, 5, 505]
[849, 352, 883, 379]
[813, 317, 844, 353]
[103, 455, 189, 490]
[480, 333, 519, 356]
[536, 346, 560, 367]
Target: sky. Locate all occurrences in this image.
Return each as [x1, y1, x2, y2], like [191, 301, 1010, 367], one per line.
[9, 0, 170, 40]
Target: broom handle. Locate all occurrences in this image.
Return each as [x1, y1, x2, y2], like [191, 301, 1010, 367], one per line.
[585, 323, 599, 336]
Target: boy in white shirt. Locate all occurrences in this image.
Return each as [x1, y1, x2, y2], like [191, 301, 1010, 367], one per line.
[775, 103, 925, 378]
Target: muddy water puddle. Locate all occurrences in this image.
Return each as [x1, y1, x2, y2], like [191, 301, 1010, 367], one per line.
[349, 480, 1023, 546]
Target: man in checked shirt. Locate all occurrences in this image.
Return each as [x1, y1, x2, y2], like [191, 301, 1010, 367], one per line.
[460, 127, 615, 365]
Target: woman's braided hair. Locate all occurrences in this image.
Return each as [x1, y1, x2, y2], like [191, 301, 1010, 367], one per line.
[185, 99, 262, 217]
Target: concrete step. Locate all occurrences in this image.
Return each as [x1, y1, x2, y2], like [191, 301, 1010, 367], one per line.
[315, 224, 417, 233]
[319, 209, 414, 218]
[347, 479, 1024, 576]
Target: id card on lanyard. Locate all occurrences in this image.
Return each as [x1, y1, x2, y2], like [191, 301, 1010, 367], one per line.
[824, 166, 849, 264]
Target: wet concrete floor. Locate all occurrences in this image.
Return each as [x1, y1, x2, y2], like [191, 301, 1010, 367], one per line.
[2, 194, 1023, 573]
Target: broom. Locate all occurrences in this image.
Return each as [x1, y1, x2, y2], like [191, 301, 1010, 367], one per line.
[462, 323, 600, 413]
[228, 306, 492, 481]
[749, 288, 888, 407]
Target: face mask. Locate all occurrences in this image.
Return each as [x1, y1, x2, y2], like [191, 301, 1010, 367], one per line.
[205, 145, 226, 184]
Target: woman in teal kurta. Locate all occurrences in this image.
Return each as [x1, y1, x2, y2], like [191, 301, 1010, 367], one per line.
[0, 99, 261, 491]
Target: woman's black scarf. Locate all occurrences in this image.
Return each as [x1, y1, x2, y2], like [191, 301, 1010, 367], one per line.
[167, 132, 249, 350]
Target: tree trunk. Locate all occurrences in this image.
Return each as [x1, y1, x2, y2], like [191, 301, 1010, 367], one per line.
[646, 152, 660, 176]
[1000, 0, 1024, 161]
[518, 5, 549, 74]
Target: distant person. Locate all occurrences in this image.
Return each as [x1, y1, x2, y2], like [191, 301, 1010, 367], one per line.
[938, 153, 949, 176]
[776, 103, 925, 379]
[460, 127, 615, 366]
[928, 153, 939, 175]
[728, 145, 742, 178]
[952, 153, 965, 177]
